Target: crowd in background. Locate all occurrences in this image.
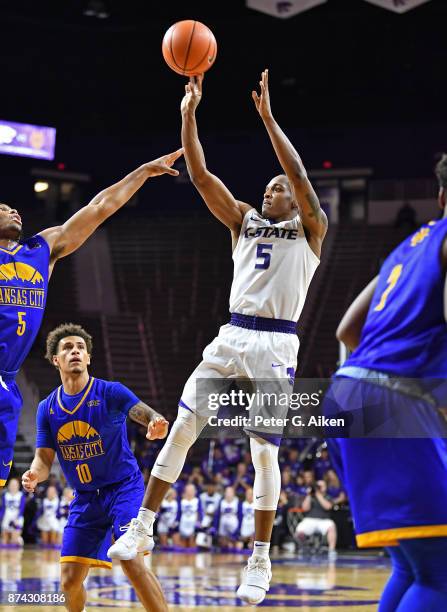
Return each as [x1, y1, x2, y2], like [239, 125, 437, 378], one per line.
[1, 434, 352, 556]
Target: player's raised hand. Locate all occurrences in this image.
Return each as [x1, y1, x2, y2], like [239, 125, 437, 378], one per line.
[22, 469, 38, 493]
[252, 69, 272, 120]
[145, 148, 184, 177]
[146, 415, 169, 441]
[181, 75, 203, 114]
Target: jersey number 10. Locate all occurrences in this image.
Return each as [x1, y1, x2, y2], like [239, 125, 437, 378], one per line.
[76, 463, 93, 484]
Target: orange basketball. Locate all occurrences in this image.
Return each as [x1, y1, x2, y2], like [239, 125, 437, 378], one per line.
[162, 20, 217, 77]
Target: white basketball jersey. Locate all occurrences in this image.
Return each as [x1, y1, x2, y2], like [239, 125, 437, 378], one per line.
[159, 499, 179, 529]
[230, 210, 319, 321]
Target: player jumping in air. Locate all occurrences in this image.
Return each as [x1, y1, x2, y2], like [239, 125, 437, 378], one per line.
[323, 154, 447, 610]
[0, 148, 182, 488]
[22, 324, 169, 612]
[109, 70, 327, 606]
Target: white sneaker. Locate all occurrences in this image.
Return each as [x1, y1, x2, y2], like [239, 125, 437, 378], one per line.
[107, 518, 154, 560]
[236, 555, 272, 605]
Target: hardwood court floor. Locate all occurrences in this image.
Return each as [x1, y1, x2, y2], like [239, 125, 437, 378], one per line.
[0, 547, 389, 611]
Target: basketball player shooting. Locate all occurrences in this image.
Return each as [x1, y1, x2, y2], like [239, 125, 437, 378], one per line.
[109, 69, 328, 605]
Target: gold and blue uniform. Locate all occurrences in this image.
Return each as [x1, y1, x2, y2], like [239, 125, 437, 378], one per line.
[324, 219, 447, 548]
[36, 377, 144, 568]
[0, 235, 50, 485]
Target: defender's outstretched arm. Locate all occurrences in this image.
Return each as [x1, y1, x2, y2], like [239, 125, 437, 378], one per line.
[253, 70, 327, 249]
[40, 149, 183, 269]
[128, 401, 169, 441]
[336, 276, 379, 351]
[181, 76, 252, 235]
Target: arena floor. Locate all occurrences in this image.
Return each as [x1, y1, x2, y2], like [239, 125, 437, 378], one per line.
[0, 548, 389, 610]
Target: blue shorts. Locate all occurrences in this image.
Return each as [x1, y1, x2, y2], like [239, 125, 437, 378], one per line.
[61, 470, 144, 569]
[0, 376, 22, 486]
[323, 376, 447, 548]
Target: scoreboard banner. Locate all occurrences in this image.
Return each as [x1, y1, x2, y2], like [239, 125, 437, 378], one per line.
[246, 0, 327, 19]
[0, 120, 56, 160]
[362, 0, 432, 13]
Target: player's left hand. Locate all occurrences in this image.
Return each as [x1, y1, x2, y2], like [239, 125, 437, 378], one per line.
[145, 149, 184, 177]
[146, 415, 169, 440]
[252, 69, 272, 120]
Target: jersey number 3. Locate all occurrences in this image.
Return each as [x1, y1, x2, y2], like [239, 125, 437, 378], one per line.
[374, 264, 403, 312]
[16, 312, 26, 336]
[255, 243, 273, 270]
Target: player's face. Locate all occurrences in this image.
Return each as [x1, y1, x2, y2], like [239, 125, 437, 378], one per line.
[0, 203, 22, 240]
[53, 336, 91, 374]
[262, 176, 295, 220]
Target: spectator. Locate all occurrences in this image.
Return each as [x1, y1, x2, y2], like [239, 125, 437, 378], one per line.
[215, 486, 241, 549]
[0, 478, 25, 546]
[281, 471, 298, 504]
[158, 489, 179, 547]
[324, 470, 347, 505]
[232, 462, 252, 496]
[283, 449, 302, 476]
[200, 480, 222, 531]
[295, 473, 308, 500]
[394, 201, 417, 231]
[314, 448, 332, 480]
[302, 469, 316, 488]
[188, 466, 205, 491]
[37, 485, 60, 546]
[177, 484, 202, 548]
[240, 488, 255, 550]
[296, 480, 337, 560]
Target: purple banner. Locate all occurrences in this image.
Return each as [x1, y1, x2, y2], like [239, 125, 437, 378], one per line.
[0, 120, 56, 160]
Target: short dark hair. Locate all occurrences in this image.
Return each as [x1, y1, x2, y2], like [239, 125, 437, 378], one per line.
[45, 323, 93, 365]
[435, 154, 447, 189]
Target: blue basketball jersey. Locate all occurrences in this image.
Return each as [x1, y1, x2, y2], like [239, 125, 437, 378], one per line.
[0, 235, 50, 373]
[36, 377, 141, 491]
[344, 219, 447, 377]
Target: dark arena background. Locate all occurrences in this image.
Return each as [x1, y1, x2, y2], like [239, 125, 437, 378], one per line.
[0, 1, 446, 610]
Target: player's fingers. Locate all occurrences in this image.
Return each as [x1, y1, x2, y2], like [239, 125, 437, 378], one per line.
[168, 148, 184, 162]
[265, 68, 269, 86]
[165, 168, 180, 176]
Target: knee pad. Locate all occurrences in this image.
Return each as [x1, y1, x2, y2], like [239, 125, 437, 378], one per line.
[250, 437, 281, 511]
[151, 409, 207, 484]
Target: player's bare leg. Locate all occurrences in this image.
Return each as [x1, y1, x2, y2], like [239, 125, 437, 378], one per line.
[60, 562, 89, 612]
[142, 475, 171, 511]
[120, 556, 168, 612]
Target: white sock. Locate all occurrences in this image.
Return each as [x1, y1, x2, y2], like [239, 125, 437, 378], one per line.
[137, 507, 156, 530]
[253, 541, 270, 560]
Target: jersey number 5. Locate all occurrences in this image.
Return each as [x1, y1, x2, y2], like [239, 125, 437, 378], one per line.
[255, 243, 273, 270]
[16, 312, 26, 336]
[374, 264, 403, 312]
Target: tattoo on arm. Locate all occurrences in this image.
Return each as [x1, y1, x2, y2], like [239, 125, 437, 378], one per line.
[128, 402, 154, 426]
[305, 192, 328, 226]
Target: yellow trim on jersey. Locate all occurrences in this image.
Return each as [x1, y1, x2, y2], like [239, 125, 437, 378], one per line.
[57, 377, 95, 416]
[0, 479, 6, 487]
[356, 525, 447, 548]
[60, 555, 112, 569]
[0, 243, 23, 256]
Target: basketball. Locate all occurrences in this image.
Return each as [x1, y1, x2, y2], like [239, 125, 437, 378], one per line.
[162, 20, 217, 77]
